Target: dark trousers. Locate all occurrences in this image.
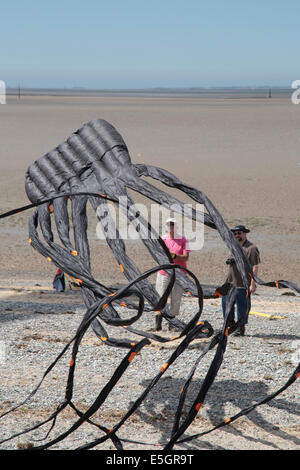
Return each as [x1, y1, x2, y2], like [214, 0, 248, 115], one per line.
[222, 288, 249, 325]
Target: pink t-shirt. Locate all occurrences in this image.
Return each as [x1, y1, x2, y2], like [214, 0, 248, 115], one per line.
[159, 235, 191, 276]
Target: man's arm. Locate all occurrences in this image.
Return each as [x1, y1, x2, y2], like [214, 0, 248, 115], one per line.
[250, 265, 259, 293]
[177, 238, 191, 261]
[174, 252, 189, 261]
[248, 244, 261, 294]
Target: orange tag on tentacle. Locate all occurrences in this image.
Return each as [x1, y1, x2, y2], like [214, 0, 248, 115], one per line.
[195, 402, 203, 412]
[128, 352, 137, 363]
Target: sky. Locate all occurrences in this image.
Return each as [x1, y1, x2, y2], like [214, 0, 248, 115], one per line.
[1, 0, 299, 89]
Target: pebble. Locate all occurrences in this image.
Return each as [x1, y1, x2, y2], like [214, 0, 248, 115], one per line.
[0, 287, 299, 450]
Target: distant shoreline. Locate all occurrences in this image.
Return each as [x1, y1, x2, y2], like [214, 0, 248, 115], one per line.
[5, 86, 292, 99]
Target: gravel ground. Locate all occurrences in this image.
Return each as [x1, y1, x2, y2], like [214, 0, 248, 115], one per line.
[0, 283, 299, 451]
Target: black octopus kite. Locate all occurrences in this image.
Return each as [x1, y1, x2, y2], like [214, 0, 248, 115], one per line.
[0, 119, 299, 450]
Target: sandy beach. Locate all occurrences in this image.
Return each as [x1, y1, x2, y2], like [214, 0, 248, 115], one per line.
[0, 93, 299, 286]
[0, 93, 299, 450]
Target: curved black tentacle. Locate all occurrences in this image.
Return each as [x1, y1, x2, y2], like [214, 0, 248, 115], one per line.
[0, 118, 299, 450]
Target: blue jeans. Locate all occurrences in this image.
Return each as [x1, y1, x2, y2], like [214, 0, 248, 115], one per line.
[222, 288, 249, 325]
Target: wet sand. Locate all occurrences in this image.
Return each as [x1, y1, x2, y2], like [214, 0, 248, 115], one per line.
[0, 94, 299, 451]
[0, 94, 299, 287]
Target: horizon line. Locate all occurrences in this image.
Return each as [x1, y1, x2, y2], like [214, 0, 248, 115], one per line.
[6, 85, 291, 91]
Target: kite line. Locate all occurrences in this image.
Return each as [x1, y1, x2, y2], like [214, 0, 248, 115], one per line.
[0, 119, 299, 450]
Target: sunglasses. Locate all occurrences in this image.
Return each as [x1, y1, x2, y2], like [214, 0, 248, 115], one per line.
[233, 231, 243, 235]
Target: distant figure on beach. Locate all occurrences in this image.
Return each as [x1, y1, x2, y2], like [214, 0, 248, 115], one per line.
[155, 218, 191, 331]
[222, 224, 261, 336]
[53, 268, 65, 292]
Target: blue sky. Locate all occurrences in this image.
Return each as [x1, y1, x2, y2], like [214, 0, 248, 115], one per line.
[1, 0, 299, 89]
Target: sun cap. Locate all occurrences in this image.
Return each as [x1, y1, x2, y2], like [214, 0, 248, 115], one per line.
[231, 224, 250, 233]
[165, 218, 177, 225]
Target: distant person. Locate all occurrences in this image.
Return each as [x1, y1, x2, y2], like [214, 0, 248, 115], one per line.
[222, 225, 261, 336]
[53, 268, 65, 292]
[155, 218, 191, 331]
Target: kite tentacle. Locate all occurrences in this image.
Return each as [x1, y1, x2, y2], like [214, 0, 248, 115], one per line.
[1, 118, 299, 450]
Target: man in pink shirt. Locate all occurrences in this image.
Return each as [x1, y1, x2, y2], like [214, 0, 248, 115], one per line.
[155, 218, 191, 331]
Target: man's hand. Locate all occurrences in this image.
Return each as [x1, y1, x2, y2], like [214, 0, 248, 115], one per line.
[250, 281, 256, 294]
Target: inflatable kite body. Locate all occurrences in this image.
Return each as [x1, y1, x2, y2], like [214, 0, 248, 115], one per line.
[0, 119, 299, 450]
